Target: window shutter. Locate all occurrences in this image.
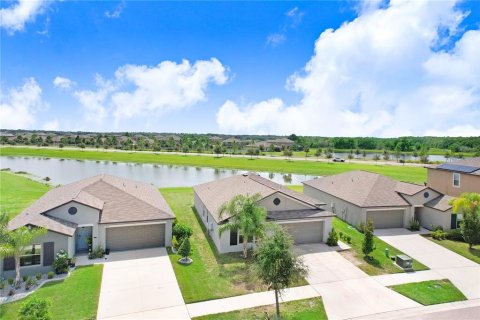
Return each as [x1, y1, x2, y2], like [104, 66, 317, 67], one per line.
[43, 242, 55, 266]
[3, 257, 15, 271]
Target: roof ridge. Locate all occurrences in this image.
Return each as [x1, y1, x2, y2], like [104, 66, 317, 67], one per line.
[247, 174, 280, 191]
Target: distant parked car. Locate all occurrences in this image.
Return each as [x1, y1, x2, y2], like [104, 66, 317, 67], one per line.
[332, 157, 345, 162]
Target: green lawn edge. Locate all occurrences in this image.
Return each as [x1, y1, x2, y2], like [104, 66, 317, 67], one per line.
[192, 297, 328, 320]
[425, 236, 480, 264]
[0, 265, 103, 320]
[389, 279, 467, 305]
[0, 147, 427, 184]
[333, 218, 429, 275]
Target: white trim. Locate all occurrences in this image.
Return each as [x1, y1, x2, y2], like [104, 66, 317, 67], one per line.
[104, 221, 166, 228]
[277, 218, 327, 224]
[452, 172, 461, 188]
[76, 224, 94, 227]
[365, 208, 407, 212]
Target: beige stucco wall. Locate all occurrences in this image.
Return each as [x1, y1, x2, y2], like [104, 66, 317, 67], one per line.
[428, 169, 480, 197]
[402, 188, 440, 206]
[416, 206, 452, 230]
[258, 192, 313, 211]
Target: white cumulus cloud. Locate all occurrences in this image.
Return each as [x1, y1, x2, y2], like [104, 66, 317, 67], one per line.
[42, 119, 59, 131]
[220, 0, 480, 137]
[0, 78, 46, 129]
[0, 0, 51, 34]
[72, 58, 228, 124]
[53, 76, 74, 90]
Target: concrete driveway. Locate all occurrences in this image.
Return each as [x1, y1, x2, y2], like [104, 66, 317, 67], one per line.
[97, 248, 189, 319]
[376, 228, 480, 299]
[296, 244, 420, 319]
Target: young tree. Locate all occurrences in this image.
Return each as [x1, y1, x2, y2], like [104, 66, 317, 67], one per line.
[314, 148, 322, 160]
[0, 213, 47, 286]
[178, 238, 191, 262]
[218, 193, 267, 258]
[283, 149, 293, 160]
[254, 224, 308, 319]
[450, 193, 480, 249]
[303, 145, 310, 158]
[362, 220, 375, 259]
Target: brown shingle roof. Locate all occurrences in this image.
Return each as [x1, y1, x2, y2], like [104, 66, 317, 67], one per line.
[303, 171, 411, 208]
[395, 181, 428, 196]
[9, 174, 174, 233]
[425, 194, 454, 212]
[194, 173, 324, 223]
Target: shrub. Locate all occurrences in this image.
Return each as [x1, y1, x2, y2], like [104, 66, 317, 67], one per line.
[345, 235, 352, 244]
[22, 275, 29, 282]
[362, 220, 375, 258]
[35, 273, 42, 280]
[88, 246, 105, 259]
[356, 222, 366, 234]
[430, 225, 444, 232]
[172, 236, 179, 250]
[53, 250, 70, 274]
[7, 278, 14, 286]
[0, 279, 4, 290]
[18, 297, 51, 320]
[47, 272, 54, 279]
[173, 223, 193, 243]
[326, 228, 339, 246]
[338, 231, 344, 239]
[409, 218, 421, 231]
[446, 229, 464, 241]
[178, 238, 191, 261]
[432, 229, 447, 240]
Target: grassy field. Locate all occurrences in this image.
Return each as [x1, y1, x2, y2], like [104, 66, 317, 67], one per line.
[0, 265, 103, 320]
[193, 298, 327, 320]
[333, 218, 428, 275]
[427, 236, 480, 264]
[0, 171, 50, 219]
[0, 147, 427, 184]
[390, 279, 466, 305]
[161, 187, 307, 303]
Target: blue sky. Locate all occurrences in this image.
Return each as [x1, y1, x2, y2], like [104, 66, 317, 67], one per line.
[1, 0, 479, 137]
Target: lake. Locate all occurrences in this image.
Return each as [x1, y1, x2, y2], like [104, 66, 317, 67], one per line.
[0, 156, 317, 187]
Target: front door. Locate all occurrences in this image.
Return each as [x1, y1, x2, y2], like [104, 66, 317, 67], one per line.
[76, 226, 92, 252]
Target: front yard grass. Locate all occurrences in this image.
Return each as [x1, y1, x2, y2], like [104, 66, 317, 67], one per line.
[161, 187, 307, 303]
[389, 279, 467, 305]
[333, 218, 429, 275]
[0, 171, 50, 219]
[193, 297, 327, 320]
[0, 265, 103, 320]
[426, 236, 480, 264]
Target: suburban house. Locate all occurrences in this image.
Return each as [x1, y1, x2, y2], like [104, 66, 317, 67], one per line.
[1, 174, 175, 278]
[193, 172, 335, 253]
[427, 157, 480, 197]
[303, 170, 456, 230]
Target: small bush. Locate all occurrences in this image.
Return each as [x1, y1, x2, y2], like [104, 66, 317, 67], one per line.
[446, 229, 464, 242]
[88, 246, 105, 259]
[7, 278, 14, 285]
[53, 250, 70, 274]
[178, 237, 191, 260]
[432, 229, 447, 240]
[338, 231, 344, 239]
[356, 222, 366, 233]
[0, 279, 4, 290]
[409, 218, 421, 231]
[47, 272, 54, 279]
[431, 225, 444, 232]
[173, 223, 193, 243]
[326, 228, 339, 246]
[18, 297, 51, 320]
[345, 235, 352, 244]
[22, 275, 29, 282]
[172, 236, 179, 250]
[35, 273, 42, 280]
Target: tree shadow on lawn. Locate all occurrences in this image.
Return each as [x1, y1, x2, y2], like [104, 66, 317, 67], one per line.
[468, 247, 480, 259]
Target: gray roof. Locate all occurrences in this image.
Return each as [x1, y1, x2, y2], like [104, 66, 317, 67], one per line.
[9, 174, 175, 235]
[430, 157, 480, 176]
[194, 172, 325, 223]
[425, 195, 454, 212]
[303, 170, 415, 208]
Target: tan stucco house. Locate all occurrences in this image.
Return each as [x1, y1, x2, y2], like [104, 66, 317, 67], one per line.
[1, 174, 174, 278]
[193, 173, 334, 253]
[427, 157, 480, 197]
[303, 171, 456, 231]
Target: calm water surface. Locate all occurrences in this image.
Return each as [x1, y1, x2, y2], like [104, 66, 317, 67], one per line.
[0, 156, 317, 187]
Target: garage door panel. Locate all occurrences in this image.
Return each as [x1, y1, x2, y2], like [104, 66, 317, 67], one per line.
[281, 221, 323, 244]
[106, 224, 165, 251]
[366, 210, 404, 229]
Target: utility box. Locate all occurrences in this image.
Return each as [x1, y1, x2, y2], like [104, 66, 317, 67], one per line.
[396, 254, 413, 271]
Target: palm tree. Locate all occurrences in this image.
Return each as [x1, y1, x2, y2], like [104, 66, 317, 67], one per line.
[0, 213, 47, 286]
[218, 193, 267, 258]
[450, 193, 480, 248]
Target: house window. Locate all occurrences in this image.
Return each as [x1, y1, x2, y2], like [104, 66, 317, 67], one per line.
[273, 197, 281, 206]
[230, 230, 238, 246]
[68, 206, 78, 215]
[453, 173, 461, 187]
[20, 244, 41, 266]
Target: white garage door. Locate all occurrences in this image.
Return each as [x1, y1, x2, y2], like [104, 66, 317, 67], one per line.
[106, 224, 165, 251]
[281, 221, 323, 244]
[366, 210, 404, 229]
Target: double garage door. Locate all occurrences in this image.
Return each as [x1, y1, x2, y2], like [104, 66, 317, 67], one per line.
[366, 210, 404, 229]
[106, 224, 165, 251]
[282, 221, 324, 244]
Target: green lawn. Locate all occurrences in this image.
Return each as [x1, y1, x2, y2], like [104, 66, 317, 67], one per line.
[333, 218, 428, 275]
[427, 236, 480, 264]
[390, 279, 467, 305]
[193, 297, 327, 320]
[161, 187, 307, 303]
[0, 171, 50, 219]
[287, 185, 303, 193]
[0, 265, 103, 320]
[0, 147, 427, 184]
